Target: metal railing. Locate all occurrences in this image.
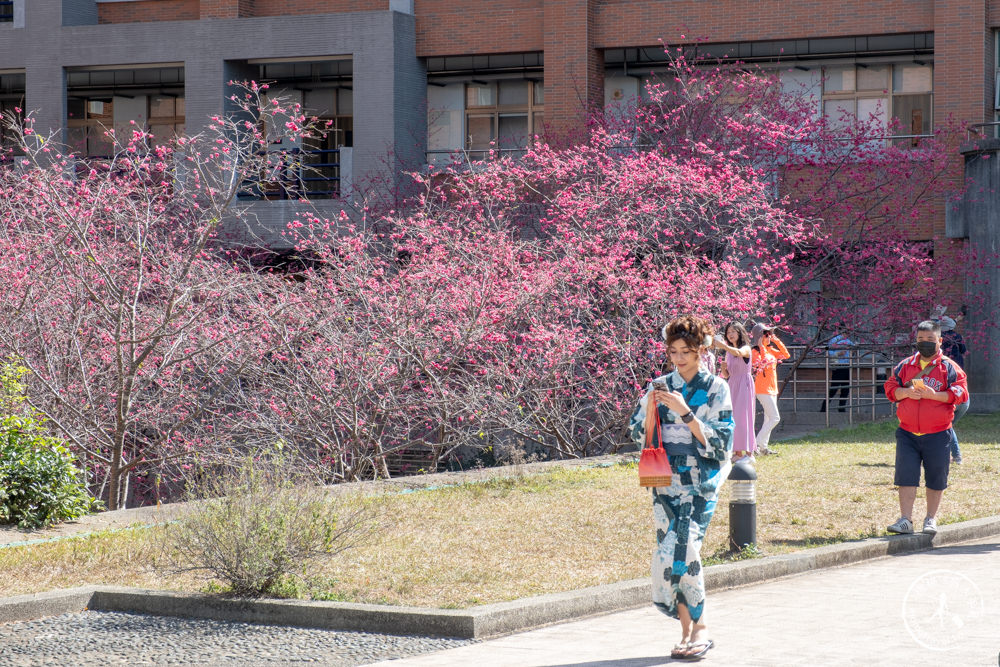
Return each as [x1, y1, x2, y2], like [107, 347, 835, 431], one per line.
[239, 147, 342, 200]
[72, 148, 343, 199]
[967, 121, 1000, 141]
[778, 343, 913, 427]
[426, 147, 528, 166]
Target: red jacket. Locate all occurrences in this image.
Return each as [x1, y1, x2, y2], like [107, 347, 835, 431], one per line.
[884, 352, 969, 434]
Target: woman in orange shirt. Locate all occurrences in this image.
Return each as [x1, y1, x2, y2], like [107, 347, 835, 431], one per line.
[750, 322, 790, 455]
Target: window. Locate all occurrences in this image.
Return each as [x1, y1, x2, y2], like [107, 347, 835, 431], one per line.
[241, 58, 352, 199]
[0, 1, 12, 23]
[994, 31, 1000, 138]
[66, 66, 186, 158]
[821, 63, 932, 146]
[0, 71, 24, 157]
[68, 95, 186, 157]
[148, 95, 185, 148]
[67, 98, 115, 157]
[464, 80, 544, 158]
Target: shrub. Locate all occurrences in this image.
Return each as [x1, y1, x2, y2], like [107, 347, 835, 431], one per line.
[168, 455, 374, 598]
[0, 413, 99, 529]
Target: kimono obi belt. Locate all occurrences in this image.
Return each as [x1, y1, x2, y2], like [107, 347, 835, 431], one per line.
[660, 423, 699, 457]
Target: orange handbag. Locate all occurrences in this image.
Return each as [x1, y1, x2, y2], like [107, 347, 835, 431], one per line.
[638, 395, 672, 487]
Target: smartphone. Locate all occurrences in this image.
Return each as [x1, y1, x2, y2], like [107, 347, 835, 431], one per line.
[910, 378, 925, 390]
[714, 334, 725, 344]
[652, 380, 667, 390]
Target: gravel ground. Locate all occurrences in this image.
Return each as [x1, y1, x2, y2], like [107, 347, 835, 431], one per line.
[0, 612, 474, 666]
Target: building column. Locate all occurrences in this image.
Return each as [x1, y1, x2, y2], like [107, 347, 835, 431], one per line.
[351, 11, 425, 202]
[24, 63, 65, 144]
[955, 140, 1000, 405]
[543, 0, 603, 139]
[935, 1, 993, 399]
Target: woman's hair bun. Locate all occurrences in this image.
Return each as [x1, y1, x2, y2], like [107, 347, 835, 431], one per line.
[663, 314, 714, 349]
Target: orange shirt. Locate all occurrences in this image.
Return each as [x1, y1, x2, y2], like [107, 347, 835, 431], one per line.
[752, 338, 790, 395]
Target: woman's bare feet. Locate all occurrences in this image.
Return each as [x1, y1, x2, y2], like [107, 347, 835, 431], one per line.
[670, 636, 691, 660]
[681, 623, 713, 660]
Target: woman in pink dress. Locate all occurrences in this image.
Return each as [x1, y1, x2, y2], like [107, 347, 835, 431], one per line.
[714, 322, 755, 459]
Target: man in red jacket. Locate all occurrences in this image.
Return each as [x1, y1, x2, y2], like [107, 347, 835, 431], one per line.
[883, 320, 969, 535]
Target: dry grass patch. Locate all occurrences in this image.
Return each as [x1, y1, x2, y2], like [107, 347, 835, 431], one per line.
[1, 414, 997, 607]
[0, 526, 198, 597]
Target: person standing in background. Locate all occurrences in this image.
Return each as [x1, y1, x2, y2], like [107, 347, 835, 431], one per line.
[715, 322, 755, 460]
[750, 322, 789, 455]
[937, 313, 968, 464]
[821, 332, 853, 413]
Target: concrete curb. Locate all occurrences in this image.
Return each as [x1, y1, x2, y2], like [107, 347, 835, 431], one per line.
[2, 515, 999, 639]
[0, 586, 97, 624]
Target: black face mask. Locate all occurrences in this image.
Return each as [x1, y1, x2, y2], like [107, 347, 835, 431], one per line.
[916, 341, 938, 358]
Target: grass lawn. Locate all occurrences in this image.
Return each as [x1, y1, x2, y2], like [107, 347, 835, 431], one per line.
[1, 414, 997, 608]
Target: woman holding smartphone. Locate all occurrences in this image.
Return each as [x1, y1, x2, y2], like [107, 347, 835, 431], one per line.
[750, 322, 790, 455]
[629, 315, 734, 661]
[714, 322, 755, 459]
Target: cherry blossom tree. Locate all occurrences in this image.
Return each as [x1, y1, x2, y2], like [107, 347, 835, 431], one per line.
[0, 84, 324, 509]
[0, 46, 972, 501]
[618, 49, 962, 351]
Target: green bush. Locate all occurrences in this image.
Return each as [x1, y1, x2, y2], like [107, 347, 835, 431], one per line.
[169, 455, 374, 598]
[0, 413, 99, 529]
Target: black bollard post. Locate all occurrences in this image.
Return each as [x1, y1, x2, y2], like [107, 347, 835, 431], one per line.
[728, 458, 758, 552]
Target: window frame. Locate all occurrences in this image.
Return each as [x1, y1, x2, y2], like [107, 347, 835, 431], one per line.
[820, 62, 933, 144]
[463, 80, 544, 157]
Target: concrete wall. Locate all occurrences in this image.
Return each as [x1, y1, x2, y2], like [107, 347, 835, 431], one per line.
[62, 0, 98, 26]
[955, 139, 1000, 408]
[4, 3, 425, 246]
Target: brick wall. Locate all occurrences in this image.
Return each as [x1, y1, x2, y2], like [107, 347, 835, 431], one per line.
[931, 0, 986, 301]
[98, 0, 199, 23]
[593, 0, 934, 48]
[94, 0, 938, 51]
[99, 0, 388, 23]
[414, 0, 543, 56]
[544, 0, 602, 133]
[253, 0, 387, 16]
[199, 0, 254, 18]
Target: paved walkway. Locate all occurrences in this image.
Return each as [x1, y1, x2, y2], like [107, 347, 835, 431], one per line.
[371, 535, 1000, 666]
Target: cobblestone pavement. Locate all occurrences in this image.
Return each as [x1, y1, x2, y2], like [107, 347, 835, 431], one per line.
[0, 611, 475, 666]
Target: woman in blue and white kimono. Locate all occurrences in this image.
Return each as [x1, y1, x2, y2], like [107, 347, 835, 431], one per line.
[630, 314, 734, 661]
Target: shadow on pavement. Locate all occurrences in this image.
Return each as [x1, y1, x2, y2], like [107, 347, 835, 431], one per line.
[544, 659, 674, 667]
[894, 539, 1000, 557]
[768, 536, 871, 548]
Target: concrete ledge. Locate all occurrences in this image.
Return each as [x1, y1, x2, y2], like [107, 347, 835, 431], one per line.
[2, 516, 999, 639]
[89, 588, 477, 638]
[466, 579, 650, 638]
[0, 586, 96, 624]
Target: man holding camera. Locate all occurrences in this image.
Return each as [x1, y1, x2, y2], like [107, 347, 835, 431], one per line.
[883, 320, 969, 535]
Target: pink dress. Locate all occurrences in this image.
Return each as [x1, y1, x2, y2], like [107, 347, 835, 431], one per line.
[726, 350, 756, 454]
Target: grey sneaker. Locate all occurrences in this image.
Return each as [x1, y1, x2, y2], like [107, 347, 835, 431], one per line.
[887, 517, 914, 534]
[923, 517, 938, 534]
